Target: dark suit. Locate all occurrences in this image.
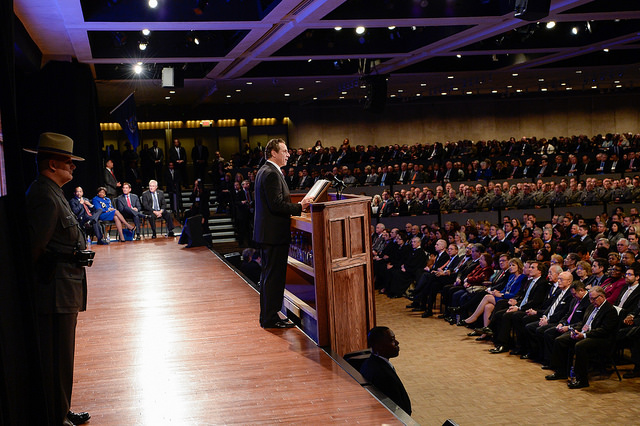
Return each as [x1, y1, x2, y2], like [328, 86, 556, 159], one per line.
[69, 196, 104, 241]
[542, 293, 591, 364]
[234, 188, 254, 246]
[550, 300, 619, 383]
[141, 189, 174, 236]
[150, 146, 164, 182]
[26, 175, 87, 424]
[360, 355, 411, 415]
[191, 144, 209, 180]
[164, 167, 182, 214]
[104, 167, 119, 199]
[253, 161, 302, 327]
[169, 145, 188, 182]
[115, 193, 146, 236]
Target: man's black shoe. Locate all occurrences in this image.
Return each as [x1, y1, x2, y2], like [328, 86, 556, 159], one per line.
[262, 320, 295, 329]
[421, 311, 433, 318]
[152, 233, 157, 239]
[168, 231, 175, 237]
[489, 346, 508, 354]
[67, 411, 90, 425]
[567, 380, 589, 389]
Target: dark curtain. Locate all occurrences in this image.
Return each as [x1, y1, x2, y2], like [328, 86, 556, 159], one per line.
[0, 2, 49, 425]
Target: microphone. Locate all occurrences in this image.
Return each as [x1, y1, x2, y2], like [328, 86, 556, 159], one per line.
[332, 174, 346, 191]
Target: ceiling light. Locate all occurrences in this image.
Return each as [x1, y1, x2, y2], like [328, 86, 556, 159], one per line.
[226, 95, 231, 98]
[313, 97, 318, 100]
[142, 29, 151, 36]
[566, 87, 572, 90]
[452, 87, 458, 91]
[560, 82, 566, 86]
[339, 96, 345, 99]
[235, 89, 241, 92]
[390, 94, 396, 98]
[538, 78, 544, 82]
[616, 84, 622, 88]
[491, 90, 498, 94]
[284, 93, 290, 97]
[507, 85, 512, 88]
[133, 64, 142, 74]
[466, 91, 473, 95]
[440, 92, 447, 96]
[165, 96, 170, 100]
[541, 88, 548, 92]
[546, 21, 556, 29]
[614, 80, 620, 84]
[576, 70, 582, 74]
[516, 89, 522, 93]
[416, 94, 421, 97]
[360, 85, 366, 89]
[334, 26, 342, 31]
[571, 27, 578, 35]
[591, 85, 598, 89]
[341, 91, 347, 95]
[388, 26, 396, 30]
[603, 48, 609, 52]
[411, 26, 417, 31]
[246, 81, 253, 85]
[315, 80, 321, 84]
[355, 26, 366, 35]
[138, 42, 147, 51]
[169, 90, 175, 94]
[456, 54, 462, 58]
[447, 76, 454, 79]
[420, 83, 427, 87]
[148, 0, 158, 8]
[307, 59, 312, 62]
[194, 37, 200, 45]
[397, 89, 404, 93]
[298, 87, 304, 91]
[512, 73, 518, 77]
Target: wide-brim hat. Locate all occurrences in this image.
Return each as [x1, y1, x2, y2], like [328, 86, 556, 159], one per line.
[23, 132, 85, 161]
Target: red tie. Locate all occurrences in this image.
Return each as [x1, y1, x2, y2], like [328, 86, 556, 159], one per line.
[82, 199, 91, 216]
[127, 194, 132, 208]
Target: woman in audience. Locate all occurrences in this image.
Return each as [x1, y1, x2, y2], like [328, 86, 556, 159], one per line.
[450, 253, 494, 324]
[379, 231, 410, 295]
[575, 260, 594, 286]
[601, 263, 626, 303]
[371, 194, 382, 217]
[509, 227, 523, 248]
[92, 186, 134, 242]
[459, 258, 526, 336]
[535, 248, 551, 267]
[607, 222, 625, 246]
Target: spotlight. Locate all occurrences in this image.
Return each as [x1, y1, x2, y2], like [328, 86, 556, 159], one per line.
[148, 0, 158, 8]
[142, 28, 150, 36]
[133, 64, 143, 74]
[138, 42, 147, 51]
[571, 27, 578, 35]
[334, 26, 342, 31]
[545, 21, 555, 29]
[388, 26, 396, 30]
[194, 37, 200, 45]
[355, 26, 365, 35]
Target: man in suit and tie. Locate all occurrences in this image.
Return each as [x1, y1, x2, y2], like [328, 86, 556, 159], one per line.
[169, 138, 188, 184]
[115, 182, 147, 240]
[191, 138, 209, 181]
[150, 139, 164, 182]
[546, 285, 619, 388]
[141, 179, 175, 239]
[103, 158, 121, 200]
[360, 326, 411, 415]
[254, 139, 313, 329]
[69, 186, 106, 244]
[164, 162, 182, 216]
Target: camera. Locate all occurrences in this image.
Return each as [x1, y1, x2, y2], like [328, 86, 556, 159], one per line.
[73, 249, 96, 267]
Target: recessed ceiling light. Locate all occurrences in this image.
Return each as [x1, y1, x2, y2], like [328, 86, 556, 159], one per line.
[538, 78, 545, 82]
[341, 91, 347, 95]
[571, 27, 578, 35]
[194, 37, 200, 45]
[284, 93, 290, 97]
[355, 26, 366, 35]
[169, 90, 175, 94]
[416, 94, 421, 97]
[236, 89, 241, 92]
[315, 80, 322, 84]
[339, 96, 345, 99]
[298, 87, 304, 91]
[142, 29, 150, 36]
[440, 92, 447, 96]
[390, 94, 397, 98]
[334, 27, 342, 31]
[313, 97, 318, 100]
[397, 89, 404, 93]
[307, 59, 312, 62]
[603, 48, 609, 52]
[148, 0, 158, 8]
[466, 91, 473, 95]
[246, 81, 253, 85]
[566, 87, 572, 90]
[388, 26, 396, 30]
[411, 26, 417, 31]
[516, 89, 522, 93]
[165, 96, 170, 100]
[507, 85, 512, 88]
[138, 42, 147, 51]
[420, 83, 427, 87]
[560, 82, 567, 86]
[541, 88, 548, 92]
[226, 95, 231, 98]
[512, 73, 518, 77]
[546, 21, 556, 29]
[360, 85, 367, 89]
[616, 84, 622, 88]
[614, 80, 620, 84]
[452, 87, 458, 91]
[576, 70, 582, 74]
[447, 76, 454, 79]
[456, 54, 462, 58]
[133, 64, 142, 74]
[491, 90, 498, 94]
[591, 85, 598, 89]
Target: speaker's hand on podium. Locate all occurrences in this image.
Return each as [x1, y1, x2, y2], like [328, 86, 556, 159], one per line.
[301, 196, 314, 211]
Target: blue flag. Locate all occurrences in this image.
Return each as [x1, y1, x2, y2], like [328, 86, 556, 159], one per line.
[110, 93, 140, 151]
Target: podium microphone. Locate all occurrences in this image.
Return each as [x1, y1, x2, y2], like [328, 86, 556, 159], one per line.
[332, 174, 346, 191]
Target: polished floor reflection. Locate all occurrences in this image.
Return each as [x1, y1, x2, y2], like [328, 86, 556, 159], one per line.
[74, 240, 399, 424]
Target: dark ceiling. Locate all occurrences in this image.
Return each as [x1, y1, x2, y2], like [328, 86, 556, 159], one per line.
[13, 0, 640, 109]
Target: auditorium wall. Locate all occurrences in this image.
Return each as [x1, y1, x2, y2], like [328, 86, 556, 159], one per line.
[287, 92, 639, 149]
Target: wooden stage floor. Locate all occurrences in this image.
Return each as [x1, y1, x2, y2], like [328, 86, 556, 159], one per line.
[75, 239, 401, 425]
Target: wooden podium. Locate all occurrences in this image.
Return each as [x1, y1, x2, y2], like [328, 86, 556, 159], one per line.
[285, 192, 375, 356]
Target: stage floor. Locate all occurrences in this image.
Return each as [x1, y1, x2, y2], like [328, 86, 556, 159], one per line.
[75, 239, 401, 424]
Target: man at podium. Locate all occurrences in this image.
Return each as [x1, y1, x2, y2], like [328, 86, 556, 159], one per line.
[254, 138, 313, 329]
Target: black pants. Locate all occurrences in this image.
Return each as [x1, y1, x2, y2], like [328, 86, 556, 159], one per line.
[259, 244, 289, 326]
[147, 210, 174, 235]
[38, 313, 78, 425]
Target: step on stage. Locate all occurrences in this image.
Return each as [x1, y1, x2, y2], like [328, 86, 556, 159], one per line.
[76, 240, 403, 424]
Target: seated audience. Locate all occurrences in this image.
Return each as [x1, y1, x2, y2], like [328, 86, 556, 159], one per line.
[141, 180, 175, 238]
[115, 182, 146, 240]
[92, 186, 135, 242]
[69, 186, 106, 244]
